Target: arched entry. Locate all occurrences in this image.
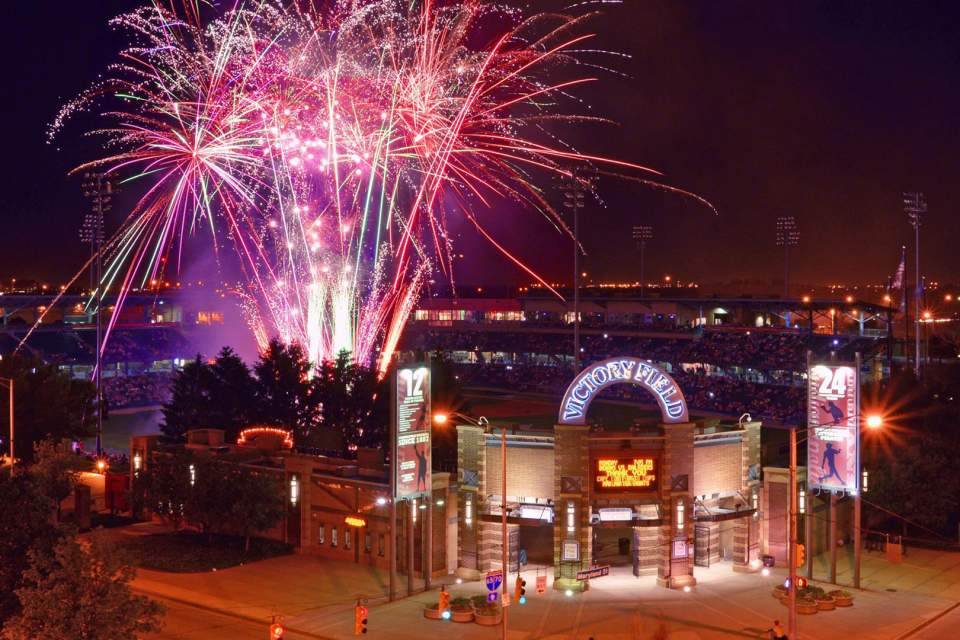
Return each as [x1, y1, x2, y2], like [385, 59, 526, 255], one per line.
[558, 357, 689, 425]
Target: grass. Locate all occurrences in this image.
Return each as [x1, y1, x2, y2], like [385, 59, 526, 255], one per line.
[117, 531, 293, 573]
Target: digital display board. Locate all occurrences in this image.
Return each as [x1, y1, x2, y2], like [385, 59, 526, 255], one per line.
[395, 365, 431, 499]
[807, 363, 859, 493]
[593, 456, 658, 493]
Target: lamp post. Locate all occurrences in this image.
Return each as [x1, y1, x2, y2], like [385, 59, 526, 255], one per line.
[632, 225, 653, 298]
[903, 192, 925, 377]
[434, 411, 508, 640]
[0, 377, 12, 475]
[776, 216, 800, 327]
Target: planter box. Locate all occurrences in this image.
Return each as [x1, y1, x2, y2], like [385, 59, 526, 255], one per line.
[423, 606, 442, 620]
[773, 587, 787, 599]
[796, 600, 818, 615]
[474, 612, 502, 626]
[451, 607, 475, 623]
[816, 598, 836, 611]
[833, 595, 853, 607]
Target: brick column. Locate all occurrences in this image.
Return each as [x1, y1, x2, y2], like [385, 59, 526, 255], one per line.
[734, 420, 762, 572]
[553, 424, 590, 589]
[456, 425, 485, 579]
[658, 421, 695, 588]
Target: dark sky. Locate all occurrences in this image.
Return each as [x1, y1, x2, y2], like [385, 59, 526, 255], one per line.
[1, 1, 958, 288]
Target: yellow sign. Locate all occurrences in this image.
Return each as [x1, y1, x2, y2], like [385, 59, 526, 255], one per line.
[344, 516, 367, 528]
[594, 457, 657, 492]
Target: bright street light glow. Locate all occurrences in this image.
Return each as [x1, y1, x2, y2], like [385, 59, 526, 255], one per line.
[866, 415, 883, 429]
[433, 413, 448, 425]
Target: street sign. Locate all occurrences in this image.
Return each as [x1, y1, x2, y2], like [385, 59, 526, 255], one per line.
[487, 592, 499, 603]
[576, 565, 610, 581]
[484, 569, 503, 592]
[536, 575, 547, 594]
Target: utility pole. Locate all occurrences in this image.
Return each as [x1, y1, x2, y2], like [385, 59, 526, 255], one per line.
[560, 168, 594, 371]
[632, 225, 653, 298]
[788, 427, 798, 640]
[903, 192, 925, 378]
[776, 216, 799, 327]
[81, 173, 113, 458]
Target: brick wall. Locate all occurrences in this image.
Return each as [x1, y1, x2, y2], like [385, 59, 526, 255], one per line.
[692, 442, 741, 497]
[484, 444, 553, 501]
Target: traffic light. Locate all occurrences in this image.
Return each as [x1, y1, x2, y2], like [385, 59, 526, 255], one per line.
[269, 622, 284, 639]
[354, 602, 368, 635]
[514, 576, 527, 604]
[796, 543, 806, 568]
[438, 586, 451, 619]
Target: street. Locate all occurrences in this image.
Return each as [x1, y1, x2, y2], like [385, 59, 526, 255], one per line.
[147, 597, 316, 640]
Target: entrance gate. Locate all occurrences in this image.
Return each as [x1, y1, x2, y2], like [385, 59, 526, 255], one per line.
[694, 525, 711, 568]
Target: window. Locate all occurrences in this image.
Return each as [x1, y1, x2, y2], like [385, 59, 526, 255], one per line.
[345, 529, 352, 550]
[331, 527, 338, 547]
[566, 502, 576, 534]
[318, 524, 325, 545]
[378, 533, 385, 557]
[364, 532, 371, 553]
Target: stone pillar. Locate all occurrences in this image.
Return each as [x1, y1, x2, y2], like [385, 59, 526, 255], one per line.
[553, 425, 590, 590]
[658, 421, 695, 589]
[456, 425, 485, 579]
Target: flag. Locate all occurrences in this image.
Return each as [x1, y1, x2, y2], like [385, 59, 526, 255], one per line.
[889, 246, 905, 290]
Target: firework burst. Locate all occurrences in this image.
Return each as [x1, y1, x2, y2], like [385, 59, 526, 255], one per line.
[50, 0, 703, 374]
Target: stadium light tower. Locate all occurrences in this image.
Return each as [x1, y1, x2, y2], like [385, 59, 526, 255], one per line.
[776, 216, 800, 326]
[632, 225, 653, 298]
[903, 192, 925, 377]
[560, 167, 595, 371]
[81, 172, 114, 457]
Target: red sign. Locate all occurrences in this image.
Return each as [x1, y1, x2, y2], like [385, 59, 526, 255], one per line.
[536, 575, 547, 594]
[807, 364, 859, 493]
[395, 365, 431, 498]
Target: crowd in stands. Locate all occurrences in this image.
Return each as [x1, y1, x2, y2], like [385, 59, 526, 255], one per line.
[409, 324, 880, 425]
[103, 373, 173, 409]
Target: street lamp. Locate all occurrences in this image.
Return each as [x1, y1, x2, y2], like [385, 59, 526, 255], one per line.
[0, 377, 12, 474]
[865, 414, 883, 430]
[433, 411, 509, 640]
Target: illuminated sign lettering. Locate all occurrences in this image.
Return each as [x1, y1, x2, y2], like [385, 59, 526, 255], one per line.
[345, 516, 367, 528]
[559, 358, 688, 425]
[594, 457, 658, 493]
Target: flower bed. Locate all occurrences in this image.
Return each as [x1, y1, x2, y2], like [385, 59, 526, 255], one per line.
[829, 590, 854, 607]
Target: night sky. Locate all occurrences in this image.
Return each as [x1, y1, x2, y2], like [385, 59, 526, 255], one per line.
[1, 1, 957, 288]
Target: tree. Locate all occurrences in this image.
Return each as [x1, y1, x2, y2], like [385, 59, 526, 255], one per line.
[254, 339, 320, 441]
[160, 355, 215, 442]
[131, 452, 192, 530]
[207, 347, 258, 441]
[183, 456, 236, 542]
[310, 351, 389, 454]
[229, 467, 286, 552]
[0, 473, 61, 624]
[0, 354, 95, 464]
[2, 536, 164, 640]
[30, 439, 82, 521]
[428, 350, 468, 472]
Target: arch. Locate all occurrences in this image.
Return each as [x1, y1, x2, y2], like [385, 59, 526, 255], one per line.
[558, 357, 689, 425]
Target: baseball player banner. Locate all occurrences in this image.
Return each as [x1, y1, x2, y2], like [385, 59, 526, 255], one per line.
[807, 363, 859, 493]
[395, 364, 431, 499]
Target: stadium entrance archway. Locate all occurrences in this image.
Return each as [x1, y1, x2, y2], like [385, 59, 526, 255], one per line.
[558, 357, 688, 425]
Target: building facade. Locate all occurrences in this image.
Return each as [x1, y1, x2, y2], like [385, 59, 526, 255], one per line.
[456, 357, 764, 588]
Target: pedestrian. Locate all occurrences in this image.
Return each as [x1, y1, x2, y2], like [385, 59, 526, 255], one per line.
[769, 619, 787, 639]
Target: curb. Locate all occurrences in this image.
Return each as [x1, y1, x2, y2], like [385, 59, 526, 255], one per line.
[133, 587, 336, 640]
[893, 600, 960, 640]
